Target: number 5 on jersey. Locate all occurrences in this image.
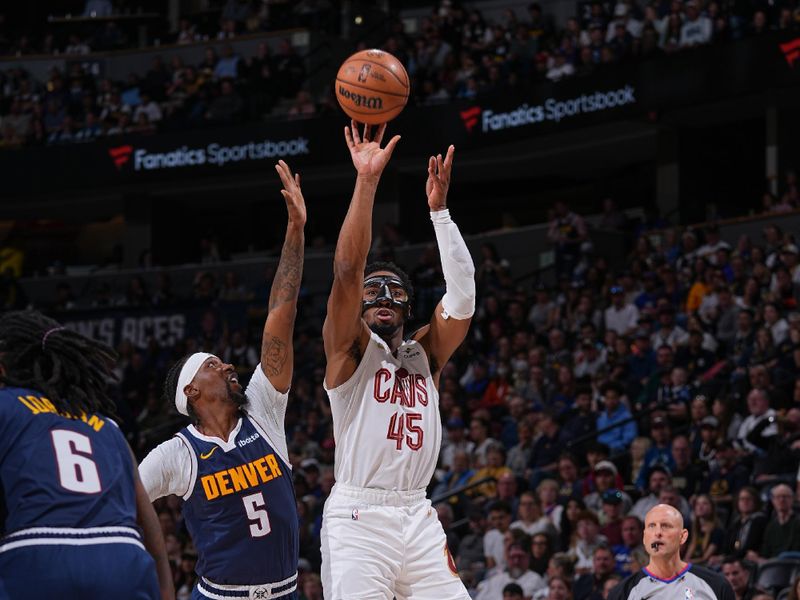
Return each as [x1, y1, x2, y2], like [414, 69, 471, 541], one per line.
[386, 412, 423, 451]
[242, 492, 271, 537]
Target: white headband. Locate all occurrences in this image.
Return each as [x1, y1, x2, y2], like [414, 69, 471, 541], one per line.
[175, 352, 215, 416]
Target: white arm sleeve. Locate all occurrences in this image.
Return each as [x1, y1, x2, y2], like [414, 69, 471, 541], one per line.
[431, 209, 476, 320]
[244, 365, 290, 466]
[138, 437, 193, 501]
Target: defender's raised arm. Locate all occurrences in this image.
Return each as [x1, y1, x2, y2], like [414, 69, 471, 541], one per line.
[261, 160, 306, 393]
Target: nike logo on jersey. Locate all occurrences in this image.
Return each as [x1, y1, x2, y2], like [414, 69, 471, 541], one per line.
[200, 446, 219, 460]
[200, 452, 283, 500]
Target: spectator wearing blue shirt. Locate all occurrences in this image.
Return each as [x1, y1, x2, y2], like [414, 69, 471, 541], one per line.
[634, 416, 676, 490]
[214, 44, 241, 79]
[528, 410, 568, 486]
[626, 330, 656, 389]
[597, 382, 637, 453]
[611, 516, 644, 576]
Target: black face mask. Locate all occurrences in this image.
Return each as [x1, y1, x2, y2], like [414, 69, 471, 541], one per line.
[361, 275, 411, 319]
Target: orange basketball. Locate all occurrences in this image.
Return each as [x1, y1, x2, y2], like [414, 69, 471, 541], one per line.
[335, 49, 410, 125]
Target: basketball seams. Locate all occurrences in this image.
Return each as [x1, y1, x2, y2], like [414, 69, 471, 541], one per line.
[335, 49, 409, 124]
[335, 77, 409, 100]
[343, 57, 410, 88]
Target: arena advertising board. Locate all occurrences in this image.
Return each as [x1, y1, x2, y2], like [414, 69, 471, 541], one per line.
[60, 301, 251, 350]
[5, 31, 798, 195]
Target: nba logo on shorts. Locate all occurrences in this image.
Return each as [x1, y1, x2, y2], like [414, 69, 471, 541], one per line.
[352, 508, 359, 521]
[685, 587, 694, 600]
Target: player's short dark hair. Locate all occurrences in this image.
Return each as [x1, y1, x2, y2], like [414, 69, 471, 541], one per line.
[0, 310, 119, 421]
[364, 261, 415, 304]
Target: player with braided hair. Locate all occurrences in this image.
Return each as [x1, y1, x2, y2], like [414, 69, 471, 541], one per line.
[139, 160, 306, 600]
[0, 309, 173, 600]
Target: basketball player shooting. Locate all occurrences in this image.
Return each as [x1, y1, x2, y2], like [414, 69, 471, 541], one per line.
[320, 121, 475, 599]
[139, 160, 305, 600]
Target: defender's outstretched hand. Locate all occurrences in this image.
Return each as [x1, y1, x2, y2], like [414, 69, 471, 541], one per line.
[275, 160, 306, 227]
[344, 120, 401, 179]
[425, 144, 455, 211]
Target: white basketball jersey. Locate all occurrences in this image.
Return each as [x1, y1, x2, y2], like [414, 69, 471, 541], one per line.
[324, 331, 441, 491]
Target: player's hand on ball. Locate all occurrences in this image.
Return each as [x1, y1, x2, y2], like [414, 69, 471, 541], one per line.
[344, 120, 401, 180]
[426, 145, 455, 211]
[275, 160, 306, 227]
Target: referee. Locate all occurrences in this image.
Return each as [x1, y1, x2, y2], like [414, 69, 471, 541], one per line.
[609, 504, 734, 600]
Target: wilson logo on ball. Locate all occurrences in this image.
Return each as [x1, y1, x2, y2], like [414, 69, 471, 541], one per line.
[338, 86, 384, 109]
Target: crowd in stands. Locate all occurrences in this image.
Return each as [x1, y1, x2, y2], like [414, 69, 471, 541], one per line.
[0, 0, 337, 57]
[4, 195, 799, 599]
[3, 0, 800, 147]
[389, 0, 800, 107]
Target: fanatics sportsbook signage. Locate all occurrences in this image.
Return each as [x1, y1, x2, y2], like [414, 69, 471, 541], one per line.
[3, 31, 798, 195]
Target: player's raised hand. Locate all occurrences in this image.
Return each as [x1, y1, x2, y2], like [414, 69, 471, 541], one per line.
[275, 160, 306, 227]
[426, 145, 455, 211]
[344, 120, 401, 179]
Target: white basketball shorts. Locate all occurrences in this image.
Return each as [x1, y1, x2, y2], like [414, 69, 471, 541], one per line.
[320, 483, 470, 600]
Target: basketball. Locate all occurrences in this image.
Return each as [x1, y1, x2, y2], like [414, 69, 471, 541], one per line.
[335, 49, 410, 125]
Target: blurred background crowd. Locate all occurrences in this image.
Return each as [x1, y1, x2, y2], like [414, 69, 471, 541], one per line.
[2, 0, 800, 146]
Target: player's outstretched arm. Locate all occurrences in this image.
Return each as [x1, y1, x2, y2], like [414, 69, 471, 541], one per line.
[323, 121, 400, 387]
[130, 447, 175, 600]
[413, 146, 475, 384]
[260, 160, 306, 393]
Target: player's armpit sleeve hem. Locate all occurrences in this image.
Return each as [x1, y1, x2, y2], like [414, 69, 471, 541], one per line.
[138, 438, 191, 502]
[246, 364, 288, 426]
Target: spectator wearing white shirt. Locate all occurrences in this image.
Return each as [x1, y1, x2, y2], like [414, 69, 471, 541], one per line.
[440, 417, 475, 471]
[511, 492, 558, 538]
[574, 338, 607, 379]
[604, 285, 639, 336]
[132, 92, 162, 123]
[763, 302, 790, 345]
[546, 51, 575, 81]
[696, 224, 731, 264]
[484, 501, 514, 571]
[680, 1, 712, 47]
[606, 4, 643, 42]
[651, 306, 689, 350]
[476, 541, 546, 600]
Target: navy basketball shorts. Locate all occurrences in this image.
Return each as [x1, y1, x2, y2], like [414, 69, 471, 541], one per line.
[0, 542, 159, 599]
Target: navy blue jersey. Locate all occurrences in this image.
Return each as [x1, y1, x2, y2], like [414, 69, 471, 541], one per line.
[179, 414, 298, 585]
[0, 387, 137, 533]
